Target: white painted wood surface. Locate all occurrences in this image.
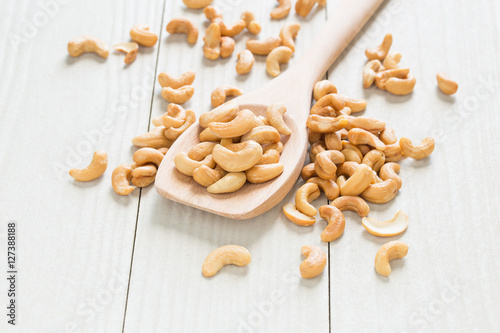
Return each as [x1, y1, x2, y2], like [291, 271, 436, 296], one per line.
[0, 0, 499, 332]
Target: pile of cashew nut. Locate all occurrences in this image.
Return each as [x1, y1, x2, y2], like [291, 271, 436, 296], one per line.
[173, 101, 290, 194]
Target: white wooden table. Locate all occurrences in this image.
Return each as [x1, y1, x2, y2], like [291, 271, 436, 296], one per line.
[1, 0, 499, 332]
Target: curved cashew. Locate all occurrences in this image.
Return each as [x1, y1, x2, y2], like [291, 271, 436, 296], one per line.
[295, 0, 317, 18]
[310, 93, 345, 114]
[199, 127, 220, 142]
[336, 175, 346, 188]
[211, 86, 243, 108]
[193, 165, 227, 187]
[245, 163, 284, 183]
[383, 143, 403, 163]
[130, 24, 158, 47]
[436, 72, 458, 95]
[361, 179, 398, 204]
[365, 33, 392, 60]
[318, 205, 345, 242]
[342, 141, 363, 159]
[132, 164, 157, 178]
[266, 46, 293, 77]
[363, 210, 408, 237]
[385, 74, 416, 95]
[166, 18, 199, 44]
[266, 104, 291, 135]
[325, 132, 342, 150]
[112, 164, 135, 195]
[188, 142, 217, 161]
[306, 115, 349, 133]
[263, 141, 284, 154]
[202, 245, 251, 277]
[164, 110, 196, 140]
[347, 116, 385, 133]
[158, 70, 195, 89]
[338, 95, 367, 113]
[299, 245, 327, 279]
[341, 149, 362, 163]
[161, 86, 195, 104]
[236, 50, 255, 75]
[336, 161, 359, 178]
[183, 0, 213, 9]
[132, 126, 173, 149]
[301, 163, 318, 181]
[348, 128, 386, 150]
[207, 172, 247, 193]
[220, 36, 235, 58]
[295, 183, 321, 217]
[258, 149, 280, 165]
[331, 196, 370, 217]
[379, 162, 402, 190]
[131, 175, 155, 188]
[68, 35, 109, 58]
[212, 140, 262, 172]
[199, 101, 238, 128]
[375, 68, 410, 90]
[374, 241, 409, 277]
[203, 22, 221, 60]
[162, 103, 187, 128]
[311, 106, 336, 118]
[69, 151, 108, 181]
[241, 11, 261, 35]
[241, 126, 281, 144]
[339, 164, 374, 196]
[313, 80, 338, 101]
[379, 126, 397, 145]
[215, 18, 246, 37]
[362, 150, 385, 173]
[399, 137, 435, 160]
[246, 36, 281, 55]
[315, 150, 345, 180]
[132, 148, 164, 168]
[309, 141, 326, 163]
[308, 130, 323, 145]
[279, 22, 300, 53]
[271, 0, 291, 19]
[306, 177, 339, 201]
[114, 42, 138, 64]
[209, 109, 255, 138]
[383, 51, 402, 70]
[174, 153, 215, 176]
[362, 59, 383, 88]
[204, 6, 223, 21]
[283, 203, 316, 226]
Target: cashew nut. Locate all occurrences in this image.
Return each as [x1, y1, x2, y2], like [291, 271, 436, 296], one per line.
[216, 18, 246, 37]
[362, 60, 383, 88]
[310, 94, 345, 115]
[299, 245, 327, 279]
[166, 18, 199, 44]
[132, 148, 164, 168]
[204, 6, 223, 21]
[131, 175, 155, 188]
[111, 164, 135, 195]
[338, 95, 367, 113]
[362, 150, 385, 173]
[212, 140, 263, 172]
[263, 141, 284, 154]
[266, 46, 293, 77]
[199, 127, 220, 142]
[363, 210, 408, 237]
[331, 196, 370, 217]
[161, 86, 195, 104]
[308, 130, 323, 145]
[266, 104, 291, 135]
[379, 126, 397, 145]
[383, 51, 402, 70]
[199, 101, 238, 128]
[220, 36, 235, 58]
[339, 164, 374, 196]
[113, 42, 138, 64]
[361, 179, 398, 204]
[193, 165, 227, 187]
[132, 126, 173, 149]
[158, 70, 195, 89]
[202, 245, 251, 277]
[306, 115, 349, 133]
[336, 161, 359, 178]
[325, 132, 342, 151]
[209, 109, 255, 138]
[318, 205, 345, 242]
[188, 142, 217, 161]
[69, 151, 108, 181]
[385, 74, 416, 95]
[379, 162, 402, 190]
[207, 172, 247, 193]
[313, 80, 338, 101]
[436, 72, 458, 95]
[131, 164, 157, 178]
[315, 150, 345, 180]
[174, 152, 215, 176]
[295, 183, 321, 217]
[245, 163, 284, 183]
[183, 0, 213, 9]
[164, 110, 196, 140]
[130, 24, 158, 47]
[211, 85, 243, 108]
[346, 116, 385, 133]
[375, 68, 410, 90]
[68, 35, 109, 58]
[348, 128, 386, 150]
[236, 50, 255, 75]
[203, 22, 221, 60]
[271, 0, 291, 19]
[358, 144, 371, 156]
[374, 241, 408, 277]
[309, 141, 326, 163]
[283, 203, 316, 226]
[241, 11, 261, 35]
[399, 137, 435, 160]
[241, 126, 281, 145]
[161, 103, 187, 128]
[383, 143, 403, 163]
[365, 33, 392, 60]
[306, 177, 339, 201]
[258, 149, 280, 165]
[295, 0, 317, 18]
[279, 22, 300, 53]
[336, 175, 347, 188]
[341, 149, 362, 163]
[301, 163, 318, 181]
[246, 36, 281, 55]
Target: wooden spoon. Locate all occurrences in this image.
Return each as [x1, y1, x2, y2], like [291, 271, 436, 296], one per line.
[156, 0, 386, 220]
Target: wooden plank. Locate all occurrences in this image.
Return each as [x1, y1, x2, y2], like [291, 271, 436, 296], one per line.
[0, 0, 164, 331]
[326, 0, 500, 331]
[124, 1, 330, 332]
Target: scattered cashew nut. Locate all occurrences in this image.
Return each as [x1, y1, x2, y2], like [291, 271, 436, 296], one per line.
[211, 85, 243, 108]
[318, 205, 345, 242]
[158, 70, 195, 89]
[295, 183, 321, 217]
[271, 0, 291, 19]
[374, 241, 408, 277]
[279, 22, 300, 53]
[68, 35, 109, 58]
[283, 203, 316, 226]
[111, 164, 135, 195]
[166, 18, 199, 44]
[399, 137, 435, 160]
[436, 72, 458, 95]
[69, 151, 108, 181]
[236, 50, 255, 75]
[363, 210, 408, 237]
[300, 245, 327, 279]
[202, 245, 251, 277]
[114, 42, 138, 64]
[130, 24, 158, 47]
[266, 46, 293, 77]
[365, 33, 392, 60]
